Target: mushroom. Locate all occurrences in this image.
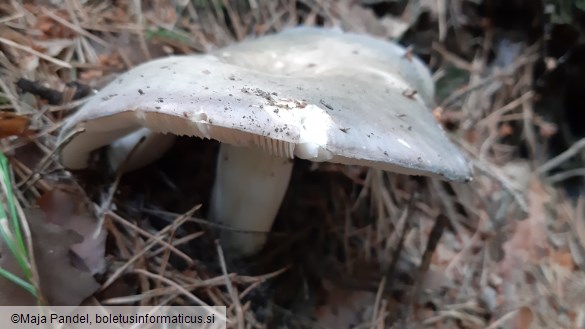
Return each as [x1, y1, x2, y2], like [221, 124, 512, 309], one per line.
[58, 27, 471, 256]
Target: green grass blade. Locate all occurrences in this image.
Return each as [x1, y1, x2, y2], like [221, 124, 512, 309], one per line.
[0, 152, 34, 292]
[0, 218, 31, 278]
[0, 267, 36, 296]
[0, 153, 27, 258]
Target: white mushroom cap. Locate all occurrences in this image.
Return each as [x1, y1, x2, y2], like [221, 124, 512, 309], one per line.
[59, 27, 470, 181]
[58, 27, 471, 256]
[216, 27, 436, 107]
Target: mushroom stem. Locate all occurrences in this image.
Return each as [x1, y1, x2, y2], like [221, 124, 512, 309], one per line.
[209, 143, 294, 256]
[108, 128, 176, 172]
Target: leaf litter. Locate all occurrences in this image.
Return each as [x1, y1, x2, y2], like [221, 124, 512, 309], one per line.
[0, 208, 99, 305]
[0, 0, 584, 328]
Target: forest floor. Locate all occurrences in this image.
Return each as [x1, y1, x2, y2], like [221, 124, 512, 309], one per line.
[1, 0, 585, 328]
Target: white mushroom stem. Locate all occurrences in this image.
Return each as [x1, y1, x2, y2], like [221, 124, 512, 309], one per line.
[209, 144, 294, 256]
[108, 128, 176, 172]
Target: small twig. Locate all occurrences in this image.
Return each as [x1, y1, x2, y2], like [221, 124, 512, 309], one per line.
[432, 42, 475, 73]
[94, 133, 147, 239]
[141, 208, 289, 237]
[383, 199, 413, 309]
[545, 168, 585, 184]
[100, 205, 199, 290]
[216, 241, 244, 329]
[150, 231, 203, 259]
[437, 0, 447, 41]
[455, 138, 529, 212]
[17, 127, 85, 191]
[238, 266, 290, 299]
[101, 276, 229, 305]
[42, 8, 110, 48]
[522, 95, 538, 162]
[408, 214, 448, 307]
[155, 220, 181, 287]
[133, 268, 228, 323]
[484, 308, 522, 329]
[0, 12, 24, 24]
[0, 77, 24, 114]
[223, 0, 246, 40]
[431, 180, 467, 243]
[0, 37, 72, 68]
[370, 276, 387, 329]
[131, 0, 152, 60]
[536, 137, 585, 175]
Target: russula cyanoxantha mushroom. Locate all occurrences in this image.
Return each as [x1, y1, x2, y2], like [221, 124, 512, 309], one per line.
[58, 27, 472, 256]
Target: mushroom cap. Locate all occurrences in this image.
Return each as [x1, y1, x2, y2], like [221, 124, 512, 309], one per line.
[58, 27, 471, 182]
[214, 27, 435, 107]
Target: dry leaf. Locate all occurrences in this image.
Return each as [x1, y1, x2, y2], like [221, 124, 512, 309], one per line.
[0, 209, 99, 305]
[34, 11, 76, 39]
[34, 39, 75, 56]
[37, 187, 106, 275]
[514, 307, 534, 329]
[341, 5, 409, 39]
[314, 280, 375, 328]
[501, 178, 548, 272]
[0, 112, 30, 139]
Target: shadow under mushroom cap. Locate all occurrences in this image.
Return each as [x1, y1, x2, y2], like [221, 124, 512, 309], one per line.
[58, 27, 471, 182]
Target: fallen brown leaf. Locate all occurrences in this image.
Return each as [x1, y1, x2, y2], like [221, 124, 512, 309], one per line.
[315, 279, 376, 329]
[514, 306, 534, 329]
[0, 209, 99, 305]
[501, 178, 549, 273]
[0, 112, 30, 139]
[37, 187, 106, 275]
